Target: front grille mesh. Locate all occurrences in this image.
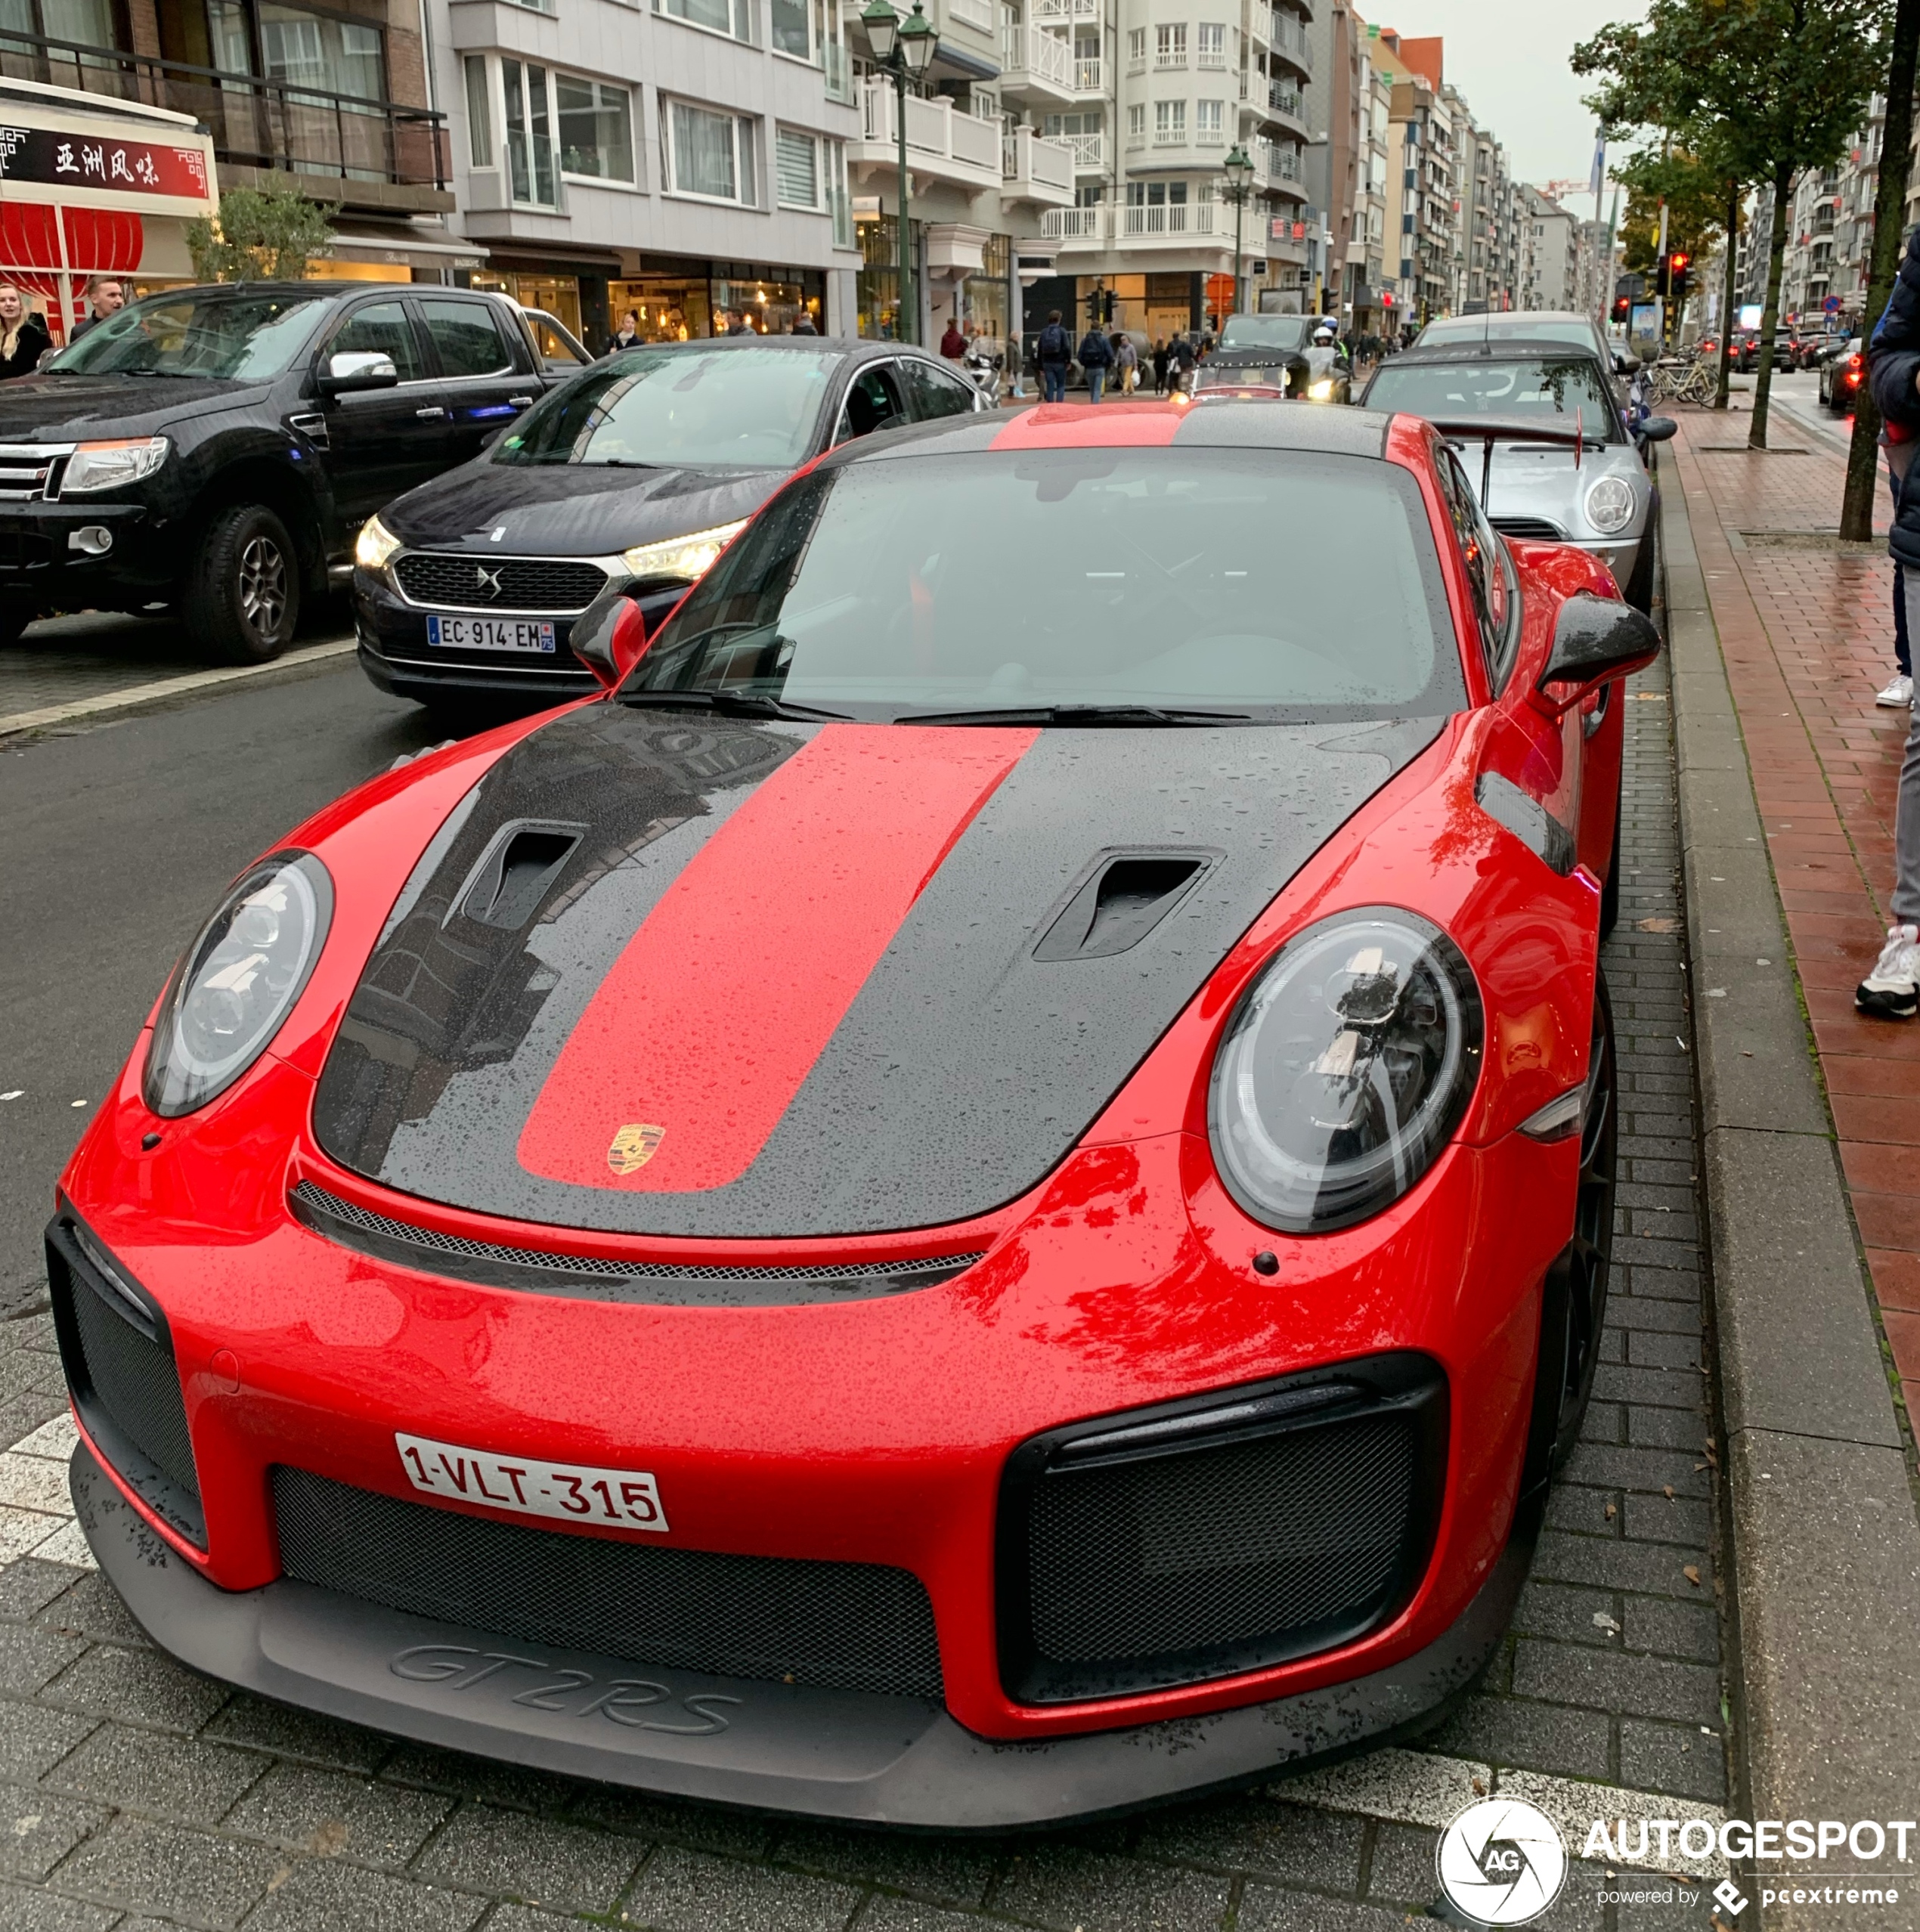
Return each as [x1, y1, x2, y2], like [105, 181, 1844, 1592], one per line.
[395, 553, 608, 612]
[1488, 516, 1568, 541]
[291, 1181, 983, 1302]
[272, 1468, 945, 1700]
[66, 1269, 200, 1501]
[1024, 1412, 1417, 1686]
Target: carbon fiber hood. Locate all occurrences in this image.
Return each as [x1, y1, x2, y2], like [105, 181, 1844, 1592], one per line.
[312, 704, 1445, 1237]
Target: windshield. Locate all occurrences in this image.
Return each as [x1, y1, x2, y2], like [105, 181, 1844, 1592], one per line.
[1218, 315, 1312, 352]
[1421, 317, 1600, 353]
[494, 345, 844, 470]
[1364, 355, 1619, 439]
[626, 449, 1463, 722]
[46, 291, 331, 379]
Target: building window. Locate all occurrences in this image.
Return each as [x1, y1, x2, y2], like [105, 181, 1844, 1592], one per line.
[827, 136, 852, 246]
[206, 0, 392, 94]
[776, 126, 820, 208]
[1126, 101, 1144, 144]
[502, 57, 557, 206]
[557, 76, 633, 180]
[770, 0, 810, 57]
[652, 0, 757, 44]
[1154, 21, 1185, 67]
[1154, 98, 1185, 143]
[1126, 26, 1145, 64]
[1196, 98, 1222, 144]
[1196, 20, 1224, 67]
[668, 100, 757, 204]
[463, 54, 491, 166]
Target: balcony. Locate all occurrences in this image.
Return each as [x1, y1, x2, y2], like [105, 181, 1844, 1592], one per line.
[1064, 130, 1106, 168]
[1268, 11, 1311, 76]
[852, 78, 1002, 189]
[0, 24, 450, 209]
[1075, 54, 1104, 91]
[1033, 0, 1100, 20]
[999, 23, 1073, 101]
[1001, 125, 1075, 206]
[946, 0, 996, 28]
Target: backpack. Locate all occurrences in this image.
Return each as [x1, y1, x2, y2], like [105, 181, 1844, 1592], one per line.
[1038, 322, 1070, 361]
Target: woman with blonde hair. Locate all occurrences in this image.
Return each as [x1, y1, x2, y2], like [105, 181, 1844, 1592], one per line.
[0, 285, 50, 379]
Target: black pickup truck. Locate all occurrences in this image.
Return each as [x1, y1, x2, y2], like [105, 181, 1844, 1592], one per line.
[0, 281, 588, 661]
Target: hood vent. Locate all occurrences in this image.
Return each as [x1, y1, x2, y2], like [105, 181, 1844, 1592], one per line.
[455, 820, 584, 930]
[1035, 849, 1219, 962]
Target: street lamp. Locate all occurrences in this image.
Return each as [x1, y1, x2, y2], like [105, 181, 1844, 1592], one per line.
[1220, 143, 1256, 320]
[861, 0, 940, 345]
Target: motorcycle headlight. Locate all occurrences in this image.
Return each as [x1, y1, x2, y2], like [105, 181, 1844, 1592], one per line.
[1308, 379, 1335, 401]
[143, 853, 333, 1117]
[621, 520, 747, 584]
[354, 515, 401, 574]
[1208, 909, 1483, 1234]
[1584, 475, 1637, 535]
[61, 436, 168, 494]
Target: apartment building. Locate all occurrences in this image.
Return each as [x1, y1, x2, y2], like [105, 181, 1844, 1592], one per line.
[1025, 0, 1314, 339]
[1302, 1, 1384, 333]
[1779, 164, 1842, 323]
[1516, 182, 1577, 311]
[1442, 84, 1510, 313]
[1373, 29, 1450, 326]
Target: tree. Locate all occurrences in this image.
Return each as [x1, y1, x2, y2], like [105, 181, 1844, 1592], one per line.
[187, 181, 338, 283]
[1839, 0, 1920, 540]
[1614, 148, 1726, 278]
[1576, 0, 1883, 450]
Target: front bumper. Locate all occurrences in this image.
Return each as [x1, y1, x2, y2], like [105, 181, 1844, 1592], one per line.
[75, 1438, 1541, 1827]
[0, 498, 172, 611]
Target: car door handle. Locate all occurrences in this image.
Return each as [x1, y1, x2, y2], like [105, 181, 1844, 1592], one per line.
[415, 406, 447, 420]
[507, 395, 534, 407]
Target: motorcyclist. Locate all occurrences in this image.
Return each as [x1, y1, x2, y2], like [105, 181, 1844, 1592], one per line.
[1303, 321, 1346, 401]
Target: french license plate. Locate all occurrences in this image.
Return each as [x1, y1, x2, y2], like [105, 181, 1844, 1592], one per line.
[426, 615, 556, 653]
[396, 1432, 668, 1531]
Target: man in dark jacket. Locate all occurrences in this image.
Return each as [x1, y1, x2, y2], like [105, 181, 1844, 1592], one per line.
[1860, 224, 1920, 1017]
[1077, 322, 1114, 402]
[1036, 310, 1072, 403]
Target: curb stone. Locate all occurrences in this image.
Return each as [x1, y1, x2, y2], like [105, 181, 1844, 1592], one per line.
[1659, 446, 1920, 1932]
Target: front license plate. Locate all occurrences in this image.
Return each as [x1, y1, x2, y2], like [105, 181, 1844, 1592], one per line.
[397, 1432, 668, 1531]
[426, 615, 556, 653]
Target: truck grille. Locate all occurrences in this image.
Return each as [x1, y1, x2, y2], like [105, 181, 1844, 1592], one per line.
[45, 1218, 203, 1547]
[997, 1358, 1446, 1703]
[271, 1468, 946, 1701]
[395, 553, 608, 613]
[0, 444, 64, 501]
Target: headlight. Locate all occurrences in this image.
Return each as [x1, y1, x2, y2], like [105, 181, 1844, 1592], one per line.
[621, 520, 747, 582]
[1307, 379, 1335, 401]
[143, 853, 333, 1117]
[61, 436, 168, 494]
[355, 516, 401, 573]
[1584, 475, 1637, 535]
[1208, 909, 1483, 1234]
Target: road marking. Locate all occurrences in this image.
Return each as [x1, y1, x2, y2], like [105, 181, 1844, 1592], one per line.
[0, 636, 358, 742]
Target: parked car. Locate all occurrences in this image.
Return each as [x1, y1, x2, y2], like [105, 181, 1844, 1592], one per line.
[1819, 338, 1866, 413]
[1414, 309, 1638, 403]
[351, 336, 984, 714]
[54, 394, 1653, 1826]
[519, 307, 594, 376]
[0, 281, 568, 661]
[1360, 339, 1673, 612]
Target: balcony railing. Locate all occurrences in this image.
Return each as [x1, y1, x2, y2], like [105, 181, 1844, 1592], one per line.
[1042, 203, 1105, 239]
[857, 78, 1000, 182]
[1064, 130, 1105, 167]
[1076, 54, 1103, 89]
[1033, 0, 1100, 19]
[1269, 85, 1302, 119]
[1002, 125, 1074, 197]
[1124, 200, 1213, 234]
[999, 22, 1072, 91]
[946, 0, 996, 33]
[0, 24, 448, 190]
[1153, 45, 1187, 68]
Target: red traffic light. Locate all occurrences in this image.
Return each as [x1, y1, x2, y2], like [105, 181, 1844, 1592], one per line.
[1671, 251, 1689, 270]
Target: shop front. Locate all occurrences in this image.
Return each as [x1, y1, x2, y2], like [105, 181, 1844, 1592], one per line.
[0, 80, 217, 341]
[605, 268, 824, 342]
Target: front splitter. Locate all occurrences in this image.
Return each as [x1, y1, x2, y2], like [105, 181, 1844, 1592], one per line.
[73, 1444, 1539, 1829]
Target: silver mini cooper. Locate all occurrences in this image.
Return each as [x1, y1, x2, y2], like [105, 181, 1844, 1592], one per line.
[1359, 341, 1674, 611]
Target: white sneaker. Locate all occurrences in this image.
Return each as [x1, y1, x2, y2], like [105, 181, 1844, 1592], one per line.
[1857, 923, 1920, 1019]
[1875, 673, 1913, 707]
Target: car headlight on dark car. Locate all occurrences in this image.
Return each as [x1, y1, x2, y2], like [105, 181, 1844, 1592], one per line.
[354, 516, 401, 577]
[62, 436, 168, 494]
[143, 853, 333, 1117]
[1208, 909, 1484, 1234]
[621, 520, 747, 584]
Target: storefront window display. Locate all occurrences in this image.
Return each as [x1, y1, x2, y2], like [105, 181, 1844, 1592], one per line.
[608, 277, 711, 342]
[855, 210, 906, 340]
[955, 231, 1008, 349]
[710, 276, 818, 334]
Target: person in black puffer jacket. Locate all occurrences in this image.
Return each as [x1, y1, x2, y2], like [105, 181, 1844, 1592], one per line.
[1860, 225, 1920, 1016]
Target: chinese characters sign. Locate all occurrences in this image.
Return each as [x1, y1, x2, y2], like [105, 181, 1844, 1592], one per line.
[0, 126, 212, 203]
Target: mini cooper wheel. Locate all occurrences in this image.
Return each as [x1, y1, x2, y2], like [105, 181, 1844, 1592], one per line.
[186, 503, 300, 664]
[1548, 971, 1617, 1469]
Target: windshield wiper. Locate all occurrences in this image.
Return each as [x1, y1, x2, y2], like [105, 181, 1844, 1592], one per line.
[893, 703, 1250, 726]
[622, 687, 851, 721]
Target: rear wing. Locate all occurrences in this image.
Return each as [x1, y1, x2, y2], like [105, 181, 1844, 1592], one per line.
[1420, 413, 1605, 500]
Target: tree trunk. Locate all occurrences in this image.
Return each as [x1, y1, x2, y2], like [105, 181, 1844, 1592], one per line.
[1715, 181, 1740, 410]
[1840, 0, 1920, 537]
[1748, 166, 1793, 450]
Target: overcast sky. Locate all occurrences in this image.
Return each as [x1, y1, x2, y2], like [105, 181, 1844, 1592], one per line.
[1370, 0, 1652, 190]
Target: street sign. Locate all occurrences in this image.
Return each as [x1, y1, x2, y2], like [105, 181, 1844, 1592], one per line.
[1825, 295, 1842, 313]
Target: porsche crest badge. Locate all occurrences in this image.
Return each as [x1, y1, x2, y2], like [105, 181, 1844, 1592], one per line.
[608, 1123, 665, 1175]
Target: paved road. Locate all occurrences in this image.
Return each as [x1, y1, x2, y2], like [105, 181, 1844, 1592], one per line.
[0, 652, 1733, 1930]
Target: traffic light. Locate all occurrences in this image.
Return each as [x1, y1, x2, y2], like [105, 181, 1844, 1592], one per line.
[1655, 252, 1671, 298]
[1669, 251, 1690, 302]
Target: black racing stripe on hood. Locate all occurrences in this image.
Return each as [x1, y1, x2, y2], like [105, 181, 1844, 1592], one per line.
[325, 716, 1445, 1240]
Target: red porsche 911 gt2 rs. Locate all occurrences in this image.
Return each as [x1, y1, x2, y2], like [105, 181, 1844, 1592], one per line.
[50, 398, 1657, 1828]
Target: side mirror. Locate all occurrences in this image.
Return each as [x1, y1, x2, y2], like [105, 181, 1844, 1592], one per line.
[570, 581, 650, 692]
[1533, 593, 1661, 717]
[1637, 416, 1678, 444]
[319, 350, 398, 394]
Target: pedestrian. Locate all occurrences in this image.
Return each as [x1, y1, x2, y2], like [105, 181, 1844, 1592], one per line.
[607, 308, 641, 355]
[1115, 333, 1139, 395]
[1036, 308, 1072, 403]
[1151, 337, 1169, 395]
[68, 274, 124, 345]
[1857, 218, 1920, 1017]
[791, 311, 818, 335]
[726, 312, 754, 336]
[0, 286, 49, 380]
[1076, 319, 1114, 402]
[1167, 330, 1197, 392]
[940, 314, 966, 361]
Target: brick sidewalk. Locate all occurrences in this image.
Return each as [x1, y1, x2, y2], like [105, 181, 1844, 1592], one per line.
[1661, 410, 1920, 1422]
